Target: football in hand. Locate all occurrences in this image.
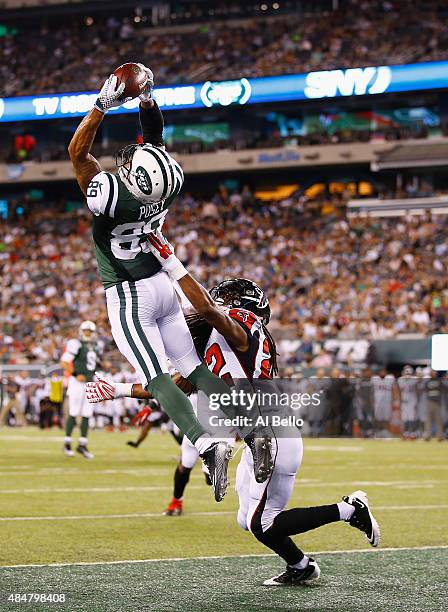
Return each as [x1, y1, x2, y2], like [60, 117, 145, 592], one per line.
[113, 63, 147, 100]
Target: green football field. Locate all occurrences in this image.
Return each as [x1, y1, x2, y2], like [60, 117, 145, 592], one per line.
[0, 429, 447, 611]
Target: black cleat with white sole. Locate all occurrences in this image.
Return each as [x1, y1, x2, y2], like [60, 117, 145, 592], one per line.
[244, 434, 273, 483]
[200, 441, 232, 502]
[343, 489, 380, 547]
[76, 444, 94, 460]
[63, 443, 74, 457]
[263, 559, 321, 586]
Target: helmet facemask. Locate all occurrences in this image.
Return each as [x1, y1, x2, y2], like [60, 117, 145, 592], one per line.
[210, 278, 271, 324]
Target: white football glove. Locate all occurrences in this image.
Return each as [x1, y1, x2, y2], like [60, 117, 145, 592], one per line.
[86, 377, 116, 403]
[137, 63, 154, 103]
[146, 231, 188, 281]
[94, 74, 126, 114]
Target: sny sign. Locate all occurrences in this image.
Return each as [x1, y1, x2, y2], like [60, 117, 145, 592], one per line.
[304, 66, 392, 99]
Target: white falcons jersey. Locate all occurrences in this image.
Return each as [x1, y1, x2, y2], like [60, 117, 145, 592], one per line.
[372, 375, 395, 407]
[397, 377, 418, 408]
[203, 308, 273, 381]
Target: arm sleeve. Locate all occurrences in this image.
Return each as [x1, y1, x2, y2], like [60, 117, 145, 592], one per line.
[86, 171, 119, 218]
[139, 101, 164, 147]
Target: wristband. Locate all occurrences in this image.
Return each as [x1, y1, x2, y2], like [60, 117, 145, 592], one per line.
[170, 263, 188, 281]
[114, 382, 134, 398]
[161, 255, 188, 280]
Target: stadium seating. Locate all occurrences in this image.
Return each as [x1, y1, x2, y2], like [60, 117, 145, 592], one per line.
[2, 1, 448, 97]
[1, 190, 447, 367]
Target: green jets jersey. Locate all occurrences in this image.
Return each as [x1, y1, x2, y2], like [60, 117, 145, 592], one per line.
[86, 169, 182, 289]
[62, 339, 99, 382]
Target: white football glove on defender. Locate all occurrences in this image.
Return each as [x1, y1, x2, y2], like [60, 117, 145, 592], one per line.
[94, 74, 126, 114]
[137, 63, 154, 103]
[147, 231, 188, 281]
[86, 376, 134, 403]
[86, 377, 116, 403]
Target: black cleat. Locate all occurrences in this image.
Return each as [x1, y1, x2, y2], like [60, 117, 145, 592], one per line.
[76, 444, 94, 460]
[244, 434, 273, 483]
[263, 559, 321, 586]
[204, 472, 212, 486]
[343, 489, 380, 547]
[200, 441, 232, 502]
[63, 442, 74, 457]
[127, 441, 139, 448]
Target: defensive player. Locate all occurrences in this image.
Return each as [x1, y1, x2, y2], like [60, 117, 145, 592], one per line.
[87, 233, 381, 585]
[163, 393, 233, 516]
[127, 398, 183, 448]
[67, 66, 261, 500]
[61, 321, 99, 458]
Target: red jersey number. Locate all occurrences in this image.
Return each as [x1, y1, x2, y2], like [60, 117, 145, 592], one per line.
[260, 338, 272, 379]
[205, 343, 233, 383]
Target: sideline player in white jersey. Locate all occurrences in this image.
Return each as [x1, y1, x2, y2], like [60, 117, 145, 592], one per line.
[107, 365, 126, 430]
[61, 321, 99, 459]
[67, 66, 262, 500]
[371, 368, 397, 433]
[87, 233, 381, 586]
[397, 366, 418, 438]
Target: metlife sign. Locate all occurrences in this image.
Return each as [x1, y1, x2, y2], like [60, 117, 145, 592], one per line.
[1, 61, 448, 123]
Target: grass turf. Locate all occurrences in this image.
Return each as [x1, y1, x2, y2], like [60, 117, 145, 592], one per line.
[0, 429, 447, 610]
[1, 549, 447, 612]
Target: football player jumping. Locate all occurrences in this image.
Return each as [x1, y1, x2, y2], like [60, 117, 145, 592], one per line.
[68, 67, 267, 501]
[61, 320, 99, 459]
[86, 233, 381, 586]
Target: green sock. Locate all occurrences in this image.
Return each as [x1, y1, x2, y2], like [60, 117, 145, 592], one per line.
[80, 417, 89, 438]
[187, 364, 237, 420]
[65, 415, 76, 437]
[148, 374, 208, 444]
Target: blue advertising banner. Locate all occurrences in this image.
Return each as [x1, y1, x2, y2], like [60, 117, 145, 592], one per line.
[1, 61, 448, 123]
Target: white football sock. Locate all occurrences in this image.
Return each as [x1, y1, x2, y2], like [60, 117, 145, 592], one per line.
[79, 437, 88, 446]
[290, 555, 309, 570]
[64, 436, 72, 444]
[194, 434, 212, 456]
[338, 500, 355, 521]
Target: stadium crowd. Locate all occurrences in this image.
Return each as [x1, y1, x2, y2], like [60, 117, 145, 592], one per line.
[2, 0, 448, 97]
[1, 188, 447, 368]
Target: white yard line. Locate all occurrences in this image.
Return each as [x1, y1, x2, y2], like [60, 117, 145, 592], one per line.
[0, 467, 176, 476]
[0, 510, 234, 522]
[2, 545, 447, 570]
[305, 445, 363, 452]
[0, 435, 65, 442]
[1, 504, 447, 523]
[0, 479, 446, 494]
[0, 485, 204, 494]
